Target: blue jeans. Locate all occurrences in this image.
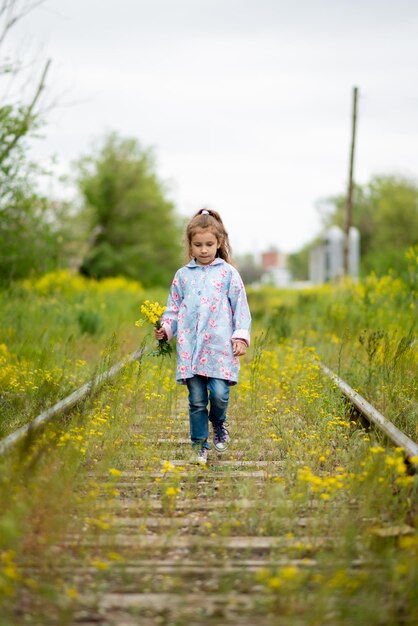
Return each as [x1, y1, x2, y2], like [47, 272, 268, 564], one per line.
[186, 376, 230, 450]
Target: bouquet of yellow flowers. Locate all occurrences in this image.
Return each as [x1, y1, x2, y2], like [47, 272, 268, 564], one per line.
[135, 300, 173, 357]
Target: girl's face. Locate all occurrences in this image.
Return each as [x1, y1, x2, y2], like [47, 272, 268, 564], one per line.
[190, 229, 220, 265]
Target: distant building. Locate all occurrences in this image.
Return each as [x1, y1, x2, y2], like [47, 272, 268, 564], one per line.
[309, 226, 360, 284]
[260, 247, 291, 287]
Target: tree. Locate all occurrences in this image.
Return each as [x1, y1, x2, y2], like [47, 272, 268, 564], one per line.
[287, 242, 313, 281]
[317, 175, 418, 276]
[77, 132, 183, 287]
[235, 253, 263, 285]
[0, 0, 62, 284]
[0, 1, 51, 176]
[365, 176, 418, 274]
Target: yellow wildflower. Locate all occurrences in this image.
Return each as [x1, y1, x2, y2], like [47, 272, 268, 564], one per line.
[135, 300, 172, 357]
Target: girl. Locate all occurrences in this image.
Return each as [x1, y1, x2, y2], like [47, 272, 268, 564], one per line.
[154, 208, 251, 465]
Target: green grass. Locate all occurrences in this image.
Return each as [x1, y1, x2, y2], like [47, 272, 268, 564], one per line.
[0, 266, 417, 624]
[0, 272, 169, 437]
[0, 340, 417, 625]
[248, 267, 417, 440]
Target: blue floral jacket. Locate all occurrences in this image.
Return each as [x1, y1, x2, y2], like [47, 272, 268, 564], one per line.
[161, 258, 251, 385]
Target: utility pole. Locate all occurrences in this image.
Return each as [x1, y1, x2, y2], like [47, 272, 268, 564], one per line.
[343, 86, 358, 277]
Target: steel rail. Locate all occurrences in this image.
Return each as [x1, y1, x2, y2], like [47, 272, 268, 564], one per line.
[2, 350, 416, 463]
[0, 347, 144, 457]
[319, 361, 418, 461]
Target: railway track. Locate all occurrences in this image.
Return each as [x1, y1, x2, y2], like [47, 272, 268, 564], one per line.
[1, 348, 417, 625]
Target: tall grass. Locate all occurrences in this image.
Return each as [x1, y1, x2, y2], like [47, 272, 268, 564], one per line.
[0, 271, 163, 437]
[248, 248, 417, 440]
[1, 336, 416, 625]
[0, 261, 416, 623]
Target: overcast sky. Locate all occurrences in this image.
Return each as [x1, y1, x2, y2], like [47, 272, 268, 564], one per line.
[5, 0, 418, 255]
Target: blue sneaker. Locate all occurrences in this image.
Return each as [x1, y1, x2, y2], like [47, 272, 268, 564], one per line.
[213, 424, 230, 452]
[196, 448, 208, 465]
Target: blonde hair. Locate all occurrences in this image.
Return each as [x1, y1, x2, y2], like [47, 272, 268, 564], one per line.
[186, 208, 232, 264]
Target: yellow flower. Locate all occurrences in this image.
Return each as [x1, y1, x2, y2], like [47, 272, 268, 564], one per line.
[136, 300, 173, 357]
[138, 300, 166, 326]
[267, 576, 282, 589]
[280, 566, 299, 580]
[161, 460, 176, 473]
[107, 552, 125, 562]
[90, 559, 109, 571]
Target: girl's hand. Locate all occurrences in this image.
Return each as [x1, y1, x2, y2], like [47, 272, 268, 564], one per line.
[232, 340, 247, 357]
[154, 327, 167, 341]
